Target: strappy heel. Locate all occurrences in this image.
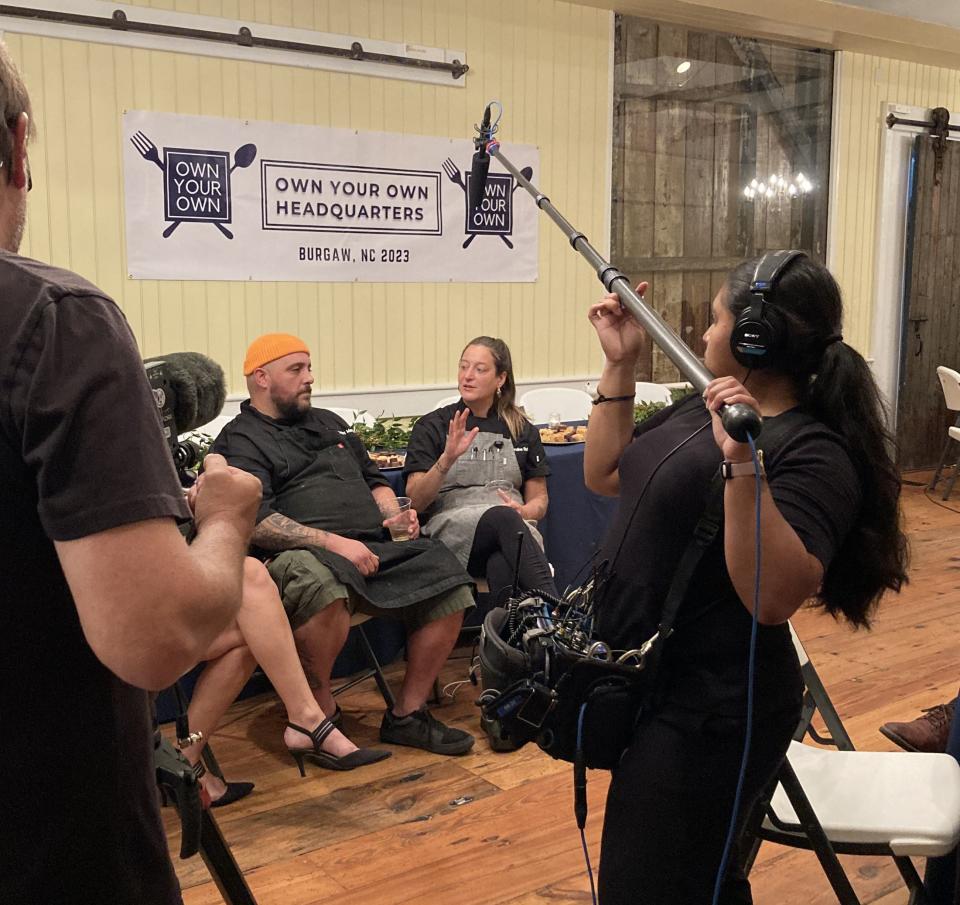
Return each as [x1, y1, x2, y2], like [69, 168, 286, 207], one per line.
[286, 718, 392, 775]
[192, 761, 255, 808]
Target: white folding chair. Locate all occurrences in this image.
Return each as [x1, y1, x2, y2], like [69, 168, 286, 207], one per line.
[433, 394, 461, 410]
[634, 381, 673, 405]
[742, 623, 960, 904]
[518, 387, 592, 424]
[928, 365, 960, 500]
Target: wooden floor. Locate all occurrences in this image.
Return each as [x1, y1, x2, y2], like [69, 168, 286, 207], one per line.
[164, 472, 960, 905]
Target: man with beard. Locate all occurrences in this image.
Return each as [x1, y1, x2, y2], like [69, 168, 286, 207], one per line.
[0, 41, 262, 905]
[212, 334, 476, 755]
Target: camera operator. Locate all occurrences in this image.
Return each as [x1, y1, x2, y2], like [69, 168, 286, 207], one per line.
[0, 43, 261, 905]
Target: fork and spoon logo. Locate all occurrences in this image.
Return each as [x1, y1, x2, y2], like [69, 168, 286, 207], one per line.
[130, 131, 257, 239]
[441, 157, 532, 249]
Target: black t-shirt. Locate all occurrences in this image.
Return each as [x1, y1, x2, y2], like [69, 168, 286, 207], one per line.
[403, 400, 551, 481]
[212, 402, 390, 529]
[0, 251, 188, 905]
[595, 395, 861, 716]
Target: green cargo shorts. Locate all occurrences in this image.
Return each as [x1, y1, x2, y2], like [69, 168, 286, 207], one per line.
[265, 549, 474, 633]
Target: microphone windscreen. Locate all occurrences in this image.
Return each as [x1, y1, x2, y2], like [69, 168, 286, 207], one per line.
[468, 151, 490, 213]
[144, 351, 227, 433]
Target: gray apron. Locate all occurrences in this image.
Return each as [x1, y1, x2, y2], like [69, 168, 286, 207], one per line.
[421, 430, 544, 570]
[274, 441, 471, 609]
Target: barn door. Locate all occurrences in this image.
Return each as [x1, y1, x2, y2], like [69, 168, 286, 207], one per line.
[897, 134, 960, 468]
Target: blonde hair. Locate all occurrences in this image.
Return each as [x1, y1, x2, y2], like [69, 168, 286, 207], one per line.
[461, 336, 528, 440]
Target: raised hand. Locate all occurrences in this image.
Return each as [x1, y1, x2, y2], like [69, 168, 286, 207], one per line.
[588, 281, 649, 365]
[703, 376, 758, 461]
[439, 408, 479, 471]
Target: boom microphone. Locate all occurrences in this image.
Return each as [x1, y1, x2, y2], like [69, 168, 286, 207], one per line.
[469, 103, 495, 213]
[144, 352, 227, 434]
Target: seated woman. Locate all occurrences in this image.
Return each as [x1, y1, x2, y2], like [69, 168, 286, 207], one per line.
[405, 336, 558, 604]
[180, 546, 390, 805]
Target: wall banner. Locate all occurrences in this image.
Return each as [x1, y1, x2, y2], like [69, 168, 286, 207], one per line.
[123, 111, 539, 282]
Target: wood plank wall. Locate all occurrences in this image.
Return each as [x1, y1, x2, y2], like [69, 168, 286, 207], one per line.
[5, 0, 611, 397]
[612, 16, 832, 382]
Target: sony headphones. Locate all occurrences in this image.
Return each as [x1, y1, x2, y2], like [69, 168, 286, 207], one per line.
[729, 249, 807, 369]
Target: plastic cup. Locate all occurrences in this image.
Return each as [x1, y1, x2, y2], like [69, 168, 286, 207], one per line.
[379, 496, 413, 542]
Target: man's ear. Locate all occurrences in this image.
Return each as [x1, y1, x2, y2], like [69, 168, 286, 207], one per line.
[10, 112, 29, 191]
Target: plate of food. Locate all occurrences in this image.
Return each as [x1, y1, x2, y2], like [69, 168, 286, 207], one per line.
[539, 425, 587, 445]
[369, 450, 407, 470]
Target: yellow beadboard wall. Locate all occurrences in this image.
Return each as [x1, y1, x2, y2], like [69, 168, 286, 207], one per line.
[6, 0, 612, 396]
[831, 50, 960, 354]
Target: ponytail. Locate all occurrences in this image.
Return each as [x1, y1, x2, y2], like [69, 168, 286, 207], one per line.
[725, 257, 908, 627]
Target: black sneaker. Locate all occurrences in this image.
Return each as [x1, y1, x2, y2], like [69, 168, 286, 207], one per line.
[380, 707, 475, 755]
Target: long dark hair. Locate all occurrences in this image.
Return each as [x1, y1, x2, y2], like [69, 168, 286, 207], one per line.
[462, 336, 528, 440]
[724, 256, 908, 627]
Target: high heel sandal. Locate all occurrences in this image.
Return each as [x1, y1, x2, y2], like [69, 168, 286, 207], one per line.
[286, 718, 392, 776]
[192, 761, 255, 809]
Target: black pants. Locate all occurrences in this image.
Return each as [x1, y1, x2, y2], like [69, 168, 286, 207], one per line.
[467, 506, 559, 603]
[598, 703, 798, 905]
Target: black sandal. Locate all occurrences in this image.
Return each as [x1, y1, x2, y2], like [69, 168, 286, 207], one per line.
[286, 719, 392, 775]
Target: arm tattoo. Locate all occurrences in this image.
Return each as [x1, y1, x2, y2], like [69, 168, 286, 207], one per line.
[252, 513, 329, 551]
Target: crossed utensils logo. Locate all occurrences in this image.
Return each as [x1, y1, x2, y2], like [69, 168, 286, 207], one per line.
[130, 130, 257, 239]
[441, 157, 532, 249]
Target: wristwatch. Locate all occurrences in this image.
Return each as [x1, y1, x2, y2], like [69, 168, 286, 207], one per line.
[590, 389, 636, 406]
[720, 451, 764, 480]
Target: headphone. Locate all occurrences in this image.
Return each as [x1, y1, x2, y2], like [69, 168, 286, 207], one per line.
[729, 249, 807, 369]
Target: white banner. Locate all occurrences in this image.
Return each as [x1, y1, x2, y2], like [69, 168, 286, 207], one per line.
[122, 111, 539, 282]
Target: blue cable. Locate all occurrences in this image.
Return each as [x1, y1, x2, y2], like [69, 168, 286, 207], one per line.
[577, 703, 599, 905]
[711, 433, 763, 905]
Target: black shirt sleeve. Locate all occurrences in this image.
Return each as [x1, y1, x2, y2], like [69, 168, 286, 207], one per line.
[403, 409, 447, 476]
[212, 424, 279, 524]
[9, 294, 189, 540]
[766, 425, 861, 571]
[519, 420, 551, 480]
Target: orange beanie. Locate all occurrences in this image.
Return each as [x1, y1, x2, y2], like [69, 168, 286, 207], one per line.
[243, 333, 310, 375]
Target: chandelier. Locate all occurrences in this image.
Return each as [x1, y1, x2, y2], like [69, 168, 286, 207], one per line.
[743, 172, 813, 202]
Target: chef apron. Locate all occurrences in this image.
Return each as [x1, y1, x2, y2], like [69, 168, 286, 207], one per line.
[274, 439, 471, 610]
[421, 430, 545, 570]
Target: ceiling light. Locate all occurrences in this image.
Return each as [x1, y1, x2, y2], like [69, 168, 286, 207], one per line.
[676, 60, 691, 74]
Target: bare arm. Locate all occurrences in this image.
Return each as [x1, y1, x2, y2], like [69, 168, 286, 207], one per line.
[722, 477, 823, 623]
[406, 409, 478, 514]
[705, 377, 822, 623]
[252, 511, 332, 551]
[55, 455, 261, 690]
[583, 287, 650, 497]
[520, 476, 549, 521]
[583, 360, 638, 496]
[252, 512, 381, 577]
